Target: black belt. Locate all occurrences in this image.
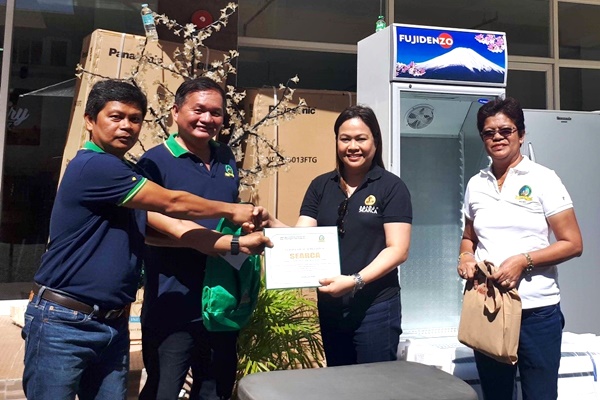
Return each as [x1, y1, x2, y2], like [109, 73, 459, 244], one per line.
[32, 283, 128, 320]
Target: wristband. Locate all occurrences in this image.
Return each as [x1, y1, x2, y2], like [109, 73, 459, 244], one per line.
[230, 234, 240, 255]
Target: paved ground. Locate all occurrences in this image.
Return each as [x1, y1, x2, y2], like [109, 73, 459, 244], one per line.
[0, 316, 146, 400]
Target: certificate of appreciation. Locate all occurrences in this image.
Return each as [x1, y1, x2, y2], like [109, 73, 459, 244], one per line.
[263, 226, 341, 290]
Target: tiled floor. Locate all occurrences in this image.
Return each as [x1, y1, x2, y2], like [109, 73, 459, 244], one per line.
[0, 316, 147, 400]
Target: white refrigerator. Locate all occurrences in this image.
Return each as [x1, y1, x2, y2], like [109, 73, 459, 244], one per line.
[522, 109, 600, 335]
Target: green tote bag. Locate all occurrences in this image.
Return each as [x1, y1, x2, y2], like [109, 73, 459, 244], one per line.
[202, 218, 261, 331]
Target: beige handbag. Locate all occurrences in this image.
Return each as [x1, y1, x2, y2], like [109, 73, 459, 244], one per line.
[458, 260, 522, 365]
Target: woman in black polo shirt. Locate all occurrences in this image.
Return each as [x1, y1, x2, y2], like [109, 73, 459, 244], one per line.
[269, 105, 412, 366]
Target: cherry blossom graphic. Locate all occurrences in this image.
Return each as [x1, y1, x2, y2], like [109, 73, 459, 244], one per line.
[396, 61, 426, 77]
[475, 33, 506, 53]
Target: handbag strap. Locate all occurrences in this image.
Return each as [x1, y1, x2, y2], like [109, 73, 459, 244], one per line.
[476, 260, 495, 278]
[476, 261, 501, 313]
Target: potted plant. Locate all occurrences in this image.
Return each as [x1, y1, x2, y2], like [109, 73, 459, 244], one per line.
[236, 285, 324, 380]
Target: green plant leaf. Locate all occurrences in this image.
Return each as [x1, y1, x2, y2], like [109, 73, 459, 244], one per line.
[236, 282, 324, 388]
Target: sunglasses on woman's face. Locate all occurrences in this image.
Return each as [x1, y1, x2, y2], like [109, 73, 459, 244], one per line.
[337, 198, 348, 236]
[480, 126, 517, 140]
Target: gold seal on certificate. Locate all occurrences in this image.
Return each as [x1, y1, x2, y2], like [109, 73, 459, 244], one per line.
[263, 226, 341, 290]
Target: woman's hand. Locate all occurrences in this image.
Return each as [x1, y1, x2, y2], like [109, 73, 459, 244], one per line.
[317, 275, 355, 297]
[457, 252, 477, 280]
[491, 254, 526, 290]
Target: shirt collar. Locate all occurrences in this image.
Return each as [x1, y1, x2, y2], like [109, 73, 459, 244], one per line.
[365, 164, 385, 181]
[482, 155, 531, 178]
[511, 156, 532, 173]
[329, 164, 385, 182]
[163, 133, 220, 158]
[83, 141, 105, 153]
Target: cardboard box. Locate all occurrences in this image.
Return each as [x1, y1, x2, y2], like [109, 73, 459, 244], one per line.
[60, 29, 226, 179]
[129, 288, 144, 346]
[240, 89, 355, 225]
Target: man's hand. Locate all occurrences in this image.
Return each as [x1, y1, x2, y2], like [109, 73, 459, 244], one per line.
[240, 206, 272, 233]
[252, 206, 270, 230]
[230, 203, 256, 229]
[239, 232, 274, 255]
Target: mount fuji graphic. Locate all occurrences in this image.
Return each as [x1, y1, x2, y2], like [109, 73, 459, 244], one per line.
[396, 47, 505, 84]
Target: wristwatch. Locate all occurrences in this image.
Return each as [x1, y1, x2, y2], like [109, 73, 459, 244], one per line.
[351, 273, 365, 295]
[522, 253, 534, 274]
[230, 234, 240, 255]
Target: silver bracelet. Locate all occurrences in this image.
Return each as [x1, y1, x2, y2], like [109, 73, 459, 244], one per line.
[351, 273, 365, 295]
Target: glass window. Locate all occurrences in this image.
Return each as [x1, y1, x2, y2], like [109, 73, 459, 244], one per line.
[30, 40, 43, 65]
[50, 40, 69, 67]
[394, 0, 550, 57]
[239, 0, 384, 44]
[559, 2, 600, 61]
[560, 68, 600, 111]
[507, 69, 547, 109]
[237, 47, 357, 91]
[15, 39, 30, 64]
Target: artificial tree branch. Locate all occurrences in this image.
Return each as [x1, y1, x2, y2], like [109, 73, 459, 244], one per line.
[75, 3, 308, 190]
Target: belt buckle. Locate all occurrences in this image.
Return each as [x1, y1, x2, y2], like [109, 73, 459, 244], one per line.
[104, 309, 124, 319]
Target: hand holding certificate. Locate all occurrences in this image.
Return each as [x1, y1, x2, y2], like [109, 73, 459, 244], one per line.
[263, 226, 341, 290]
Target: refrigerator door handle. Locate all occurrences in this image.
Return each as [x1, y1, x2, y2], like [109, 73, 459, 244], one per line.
[527, 142, 536, 162]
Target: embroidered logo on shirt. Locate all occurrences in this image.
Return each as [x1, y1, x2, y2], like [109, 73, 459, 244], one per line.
[359, 194, 379, 214]
[132, 177, 137, 181]
[516, 185, 532, 201]
[224, 165, 235, 178]
[364, 195, 376, 206]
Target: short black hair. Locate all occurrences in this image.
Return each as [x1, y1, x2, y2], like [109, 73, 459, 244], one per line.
[334, 105, 385, 170]
[477, 97, 525, 137]
[84, 79, 147, 121]
[174, 77, 226, 111]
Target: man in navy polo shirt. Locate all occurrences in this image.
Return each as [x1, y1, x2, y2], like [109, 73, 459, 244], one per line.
[137, 77, 248, 400]
[21, 79, 271, 400]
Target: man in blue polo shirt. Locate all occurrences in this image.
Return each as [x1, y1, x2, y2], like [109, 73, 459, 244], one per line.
[137, 77, 248, 400]
[21, 79, 271, 400]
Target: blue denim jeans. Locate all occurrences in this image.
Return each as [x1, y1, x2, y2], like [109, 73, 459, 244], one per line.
[474, 302, 564, 400]
[22, 295, 130, 400]
[319, 294, 401, 366]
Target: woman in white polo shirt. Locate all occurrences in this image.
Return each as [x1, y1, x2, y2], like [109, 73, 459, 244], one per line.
[457, 97, 583, 400]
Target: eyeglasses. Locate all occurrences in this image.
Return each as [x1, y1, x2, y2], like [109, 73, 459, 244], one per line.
[337, 198, 349, 236]
[480, 127, 517, 139]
